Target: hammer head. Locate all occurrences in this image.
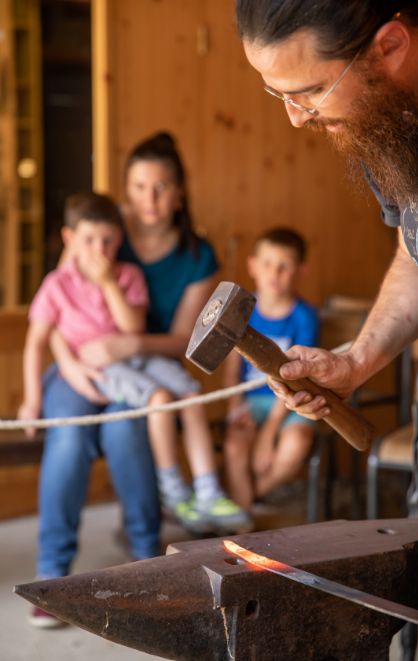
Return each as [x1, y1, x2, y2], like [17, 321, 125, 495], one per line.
[186, 281, 255, 373]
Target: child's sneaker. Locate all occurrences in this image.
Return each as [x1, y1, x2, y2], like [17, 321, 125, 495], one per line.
[29, 605, 66, 629]
[170, 497, 213, 534]
[194, 496, 254, 534]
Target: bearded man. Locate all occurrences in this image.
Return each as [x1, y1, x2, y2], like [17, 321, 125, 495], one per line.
[236, 1, 418, 420]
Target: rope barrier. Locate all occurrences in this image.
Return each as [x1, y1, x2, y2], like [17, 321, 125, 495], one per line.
[0, 377, 268, 431]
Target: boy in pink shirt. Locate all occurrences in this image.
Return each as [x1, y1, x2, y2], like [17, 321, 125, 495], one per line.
[18, 192, 198, 454]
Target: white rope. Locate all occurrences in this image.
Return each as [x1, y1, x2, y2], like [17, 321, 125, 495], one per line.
[0, 377, 267, 431]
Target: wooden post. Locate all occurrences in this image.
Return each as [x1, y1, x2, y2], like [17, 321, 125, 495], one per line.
[91, 0, 116, 194]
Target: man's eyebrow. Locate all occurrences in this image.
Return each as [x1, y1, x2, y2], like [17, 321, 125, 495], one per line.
[267, 82, 324, 96]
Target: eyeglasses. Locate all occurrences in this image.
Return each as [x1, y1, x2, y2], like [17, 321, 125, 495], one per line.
[264, 50, 361, 117]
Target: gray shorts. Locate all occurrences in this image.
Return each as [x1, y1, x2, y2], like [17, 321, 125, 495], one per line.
[95, 355, 200, 408]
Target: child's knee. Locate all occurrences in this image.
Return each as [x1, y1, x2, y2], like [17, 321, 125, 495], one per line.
[224, 434, 245, 462]
[150, 388, 173, 405]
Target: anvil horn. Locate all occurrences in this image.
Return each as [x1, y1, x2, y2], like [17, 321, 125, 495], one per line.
[14, 552, 228, 660]
[14, 520, 418, 661]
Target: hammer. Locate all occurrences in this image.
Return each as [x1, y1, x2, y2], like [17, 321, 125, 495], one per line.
[186, 282, 374, 451]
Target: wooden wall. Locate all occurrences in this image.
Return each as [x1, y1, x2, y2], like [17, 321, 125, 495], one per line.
[92, 0, 396, 305]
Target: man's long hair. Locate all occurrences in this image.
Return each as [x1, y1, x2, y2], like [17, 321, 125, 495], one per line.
[236, 1, 418, 59]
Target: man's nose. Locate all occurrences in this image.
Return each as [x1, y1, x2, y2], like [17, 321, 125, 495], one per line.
[284, 103, 311, 128]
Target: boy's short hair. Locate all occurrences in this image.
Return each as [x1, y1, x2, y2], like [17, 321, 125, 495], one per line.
[254, 227, 307, 262]
[64, 192, 123, 230]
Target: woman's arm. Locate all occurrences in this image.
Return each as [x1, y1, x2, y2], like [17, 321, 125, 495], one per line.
[141, 274, 218, 355]
[78, 275, 218, 367]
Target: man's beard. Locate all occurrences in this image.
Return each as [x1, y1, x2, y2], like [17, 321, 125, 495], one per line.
[306, 76, 418, 206]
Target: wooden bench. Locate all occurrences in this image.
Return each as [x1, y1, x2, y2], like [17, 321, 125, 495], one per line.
[0, 307, 115, 519]
[0, 430, 44, 466]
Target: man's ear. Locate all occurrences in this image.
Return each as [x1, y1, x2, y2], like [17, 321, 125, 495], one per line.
[372, 18, 410, 75]
[61, 226, 73, 246]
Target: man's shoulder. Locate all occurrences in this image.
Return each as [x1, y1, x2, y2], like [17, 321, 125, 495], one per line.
[363, 167, 400, 228]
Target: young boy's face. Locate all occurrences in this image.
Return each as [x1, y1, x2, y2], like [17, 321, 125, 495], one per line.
[63, 220, 122, 270]
[247, 240, 302, 298]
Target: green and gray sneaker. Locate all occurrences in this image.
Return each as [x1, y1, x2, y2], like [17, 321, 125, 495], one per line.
[193, 496, 254, 535]
[170, 497, 213, 534]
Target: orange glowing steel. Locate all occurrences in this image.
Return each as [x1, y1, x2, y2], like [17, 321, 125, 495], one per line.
[224, 540, 289, 572]
[223, 539, 418, 626]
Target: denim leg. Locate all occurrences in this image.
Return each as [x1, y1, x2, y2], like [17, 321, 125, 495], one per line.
[100, 405, 161, 559]
[38, 372, 101, 577]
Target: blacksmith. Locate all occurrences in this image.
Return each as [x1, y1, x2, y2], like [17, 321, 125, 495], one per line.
[235, 1, 418, 416]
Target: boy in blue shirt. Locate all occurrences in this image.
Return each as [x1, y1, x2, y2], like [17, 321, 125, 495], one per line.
[223, 228, 319, 507]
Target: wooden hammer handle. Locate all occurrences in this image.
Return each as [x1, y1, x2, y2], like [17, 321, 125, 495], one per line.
[236, 326, 374, 451]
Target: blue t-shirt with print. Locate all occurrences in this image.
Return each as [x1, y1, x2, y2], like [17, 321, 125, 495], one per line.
[118, 236, 218, 333]
[241, 299, 320, 397]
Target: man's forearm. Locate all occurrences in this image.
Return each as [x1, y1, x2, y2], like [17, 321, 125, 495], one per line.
[349, 243, 418, 387]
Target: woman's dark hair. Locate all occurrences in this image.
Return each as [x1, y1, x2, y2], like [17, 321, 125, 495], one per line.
[236, 1, 418, 59]
[125, 132, 200, 255]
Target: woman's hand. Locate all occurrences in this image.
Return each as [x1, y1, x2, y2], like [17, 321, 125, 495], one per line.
[268, 346, 358, 420]
[59, 356, 109, 404]
[78, 334, 142, 368]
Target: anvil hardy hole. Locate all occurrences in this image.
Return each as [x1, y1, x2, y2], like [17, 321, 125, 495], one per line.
[245, 600, 260, 620]
[224, 557, 246, 566]
[377, 528, 398, 535]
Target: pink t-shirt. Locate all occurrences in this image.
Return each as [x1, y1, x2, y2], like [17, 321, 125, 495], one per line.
[29, 259, 148, 353]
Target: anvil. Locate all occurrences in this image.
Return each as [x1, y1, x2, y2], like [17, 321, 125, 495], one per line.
[15, 519, 418, 661]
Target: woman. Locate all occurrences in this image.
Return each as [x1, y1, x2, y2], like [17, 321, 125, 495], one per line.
[56, 132, 251, 537]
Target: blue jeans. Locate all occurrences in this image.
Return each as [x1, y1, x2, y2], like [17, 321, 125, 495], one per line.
[38, 366, 161, 577]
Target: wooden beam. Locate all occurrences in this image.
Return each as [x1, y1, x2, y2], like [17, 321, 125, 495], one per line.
[91, 0, 116, 193]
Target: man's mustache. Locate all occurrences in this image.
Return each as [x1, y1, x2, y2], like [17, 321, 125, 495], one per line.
[305, 118, 349, 131]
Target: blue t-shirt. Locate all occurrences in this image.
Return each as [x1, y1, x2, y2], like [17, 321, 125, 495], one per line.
[241, 298, 319, 397]
[118, 236, 218, 333]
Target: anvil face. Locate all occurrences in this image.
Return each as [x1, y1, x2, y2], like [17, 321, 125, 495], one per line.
[15, 519, 418, 661]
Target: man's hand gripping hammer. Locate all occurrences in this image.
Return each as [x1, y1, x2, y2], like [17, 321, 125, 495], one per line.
[186, 282, 374, 451]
